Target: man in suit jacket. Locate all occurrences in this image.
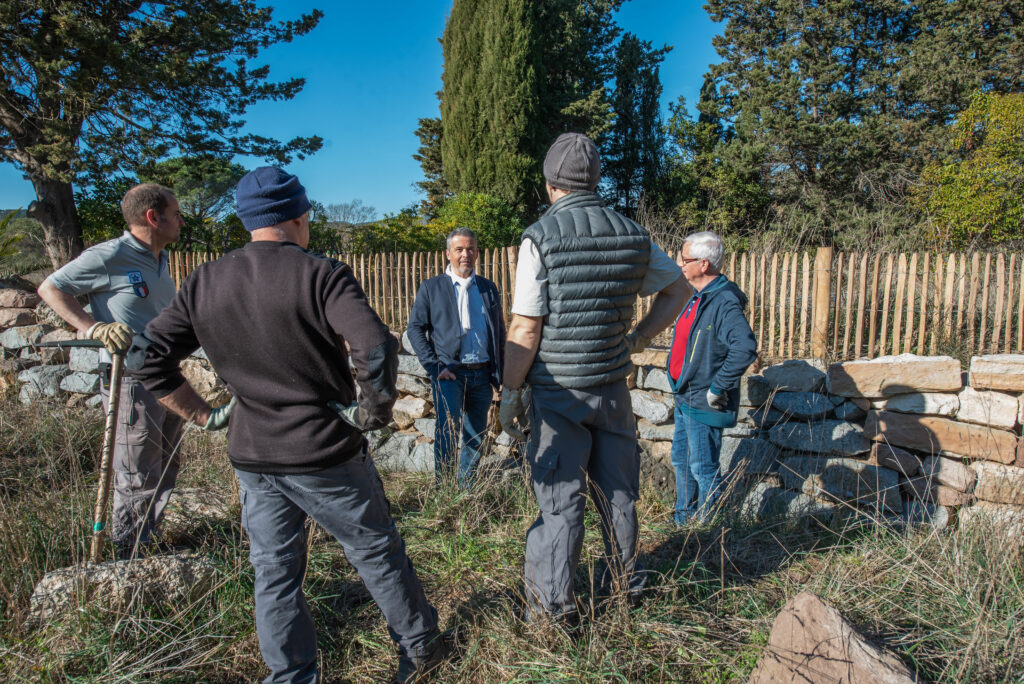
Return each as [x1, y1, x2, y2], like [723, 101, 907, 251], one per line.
[408, 227, 506, 488]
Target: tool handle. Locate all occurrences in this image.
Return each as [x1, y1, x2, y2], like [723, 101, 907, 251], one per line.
[89, 352, 124, 563]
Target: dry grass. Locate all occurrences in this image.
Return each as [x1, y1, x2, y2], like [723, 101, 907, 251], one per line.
[0, 396, 1021, 681]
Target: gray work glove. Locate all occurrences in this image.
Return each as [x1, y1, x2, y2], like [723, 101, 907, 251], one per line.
[203, 396, 236, 431]
[707, 388, 728, 410]
[498, 386, 530, 441]
[86, 321, 133, 354]
[328, 400, 361, 430]
[625, 329, 651, 354]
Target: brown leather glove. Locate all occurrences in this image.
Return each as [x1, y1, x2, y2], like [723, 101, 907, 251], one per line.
[86, 321, 133, 353]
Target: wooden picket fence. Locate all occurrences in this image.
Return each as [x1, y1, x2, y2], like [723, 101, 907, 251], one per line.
[168, 247, 1024, 362]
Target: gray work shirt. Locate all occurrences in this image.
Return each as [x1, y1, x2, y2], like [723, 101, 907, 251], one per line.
[47, 231, 176, 362]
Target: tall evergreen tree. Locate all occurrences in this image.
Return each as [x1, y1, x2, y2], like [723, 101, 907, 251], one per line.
[604, 33, 670, 215]
[412, 115, 449, 217]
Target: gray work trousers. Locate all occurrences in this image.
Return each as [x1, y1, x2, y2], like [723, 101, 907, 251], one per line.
[523, 381, 645, 619]
[100, 375, 185, 551]
[235, 449, 439, 684]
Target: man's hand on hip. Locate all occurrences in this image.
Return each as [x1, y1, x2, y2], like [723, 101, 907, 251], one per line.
[498, 386, 530, 441]
[437, 367, 457, 381]
[86, 321, 133, 354]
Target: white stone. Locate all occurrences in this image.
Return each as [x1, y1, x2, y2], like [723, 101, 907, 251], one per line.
[396, 373, 431, 399]
[371, 432, 420, 471]
[17, 364, 71, 398]
[642, 368, 672, 393]
[971, 461, 1024, 505]
[630, 390, 671, 424]
[969, 354, 1024, 392]
[59, 372, 99, 394]
[397, 354, 429, 378]
[956, 387, 1018, 430]
[637, 419, 674, 441]
[69, 346, 101, 373]
[826, 354, 962, 398]
[392, 397, 430, 429]
[0, 324, 51, 350]
[871, 392, 959, 417]
[413, 418, 436, 439]
[922, 455, 976, 493]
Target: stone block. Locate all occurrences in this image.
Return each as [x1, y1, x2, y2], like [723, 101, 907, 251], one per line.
[392, 397, 430, 429]
[771, 391, 834, 420]
[742, 405, 789, 428]
[371, 432, 421, 471]
[642, 368, 671, 393]
[921, 455, 976, 492]
[769, 420, 871, 457]
[630, 390, 671, 424]
[832, 400, 866, 421]
[69, 346, 101, 373]
[971, 460, 1024, 505]
[956, 387, 1018, 430]
[413, 418, 436, 439]
[0, 324, 51, 350]
[17, 364, 70, 398]
[60, 372, 99, 394]
[867, 442, 921, 477]
[865, 410, 1018, 464]
[720, 437, 779, 477]
[969, 354, 1024, 392]
[0, 308, 36, 329]
[933, 485, 970, 507]
[630, 347, 668, 368]
[0, 289, 41, 308]
[871, 392, 959, 417]
[826, 354, 962, 398]
[397, 354, 428, 378]
[762, 359, 825, 393]
[740, 481, 835, 522]
[637, 419, 674, 441]
[739, 374, 772, 407]
[779, 456, 901, 512]
[723, 424, 758, 438]
[959, 500, 1024, 539]
[401, 329, 416, 355]
[396, 373, 431, 399]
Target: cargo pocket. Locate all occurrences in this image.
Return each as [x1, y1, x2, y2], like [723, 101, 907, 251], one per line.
[529, 448, 564, 515]
[117, 381, 150, 446]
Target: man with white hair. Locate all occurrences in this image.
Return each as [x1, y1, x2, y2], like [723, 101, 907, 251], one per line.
[666, 231, 757, 525]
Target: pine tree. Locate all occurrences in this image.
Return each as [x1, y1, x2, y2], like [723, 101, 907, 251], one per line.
[412, 116, 449, 217]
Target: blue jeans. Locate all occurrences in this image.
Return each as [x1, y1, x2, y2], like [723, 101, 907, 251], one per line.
[432, 366, 492, 488]
[670, 396, 724, 525]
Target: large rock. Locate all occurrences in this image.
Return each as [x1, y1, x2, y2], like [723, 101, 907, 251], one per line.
[769, 420, 872, 457]
[723, 424, 758, 438]
[779, 456, 901, 512]
[971, 461, 1024, 505]
[956, 387, 1018, 430]
[762, 359, 825, 393]
[69, 346, 101, 373]
[413, 418, 436, 439]
[833, 399, 867, 421]
[933, 485, 970, 507]
[630, 347, 668, 368]
[871, 392, 959, 417]
[637, 419, 674, 441]
[630, 390, 671, 424]
[0, 289, 41, 308]
[641, 368, 672, 393]
[0, 323, 52, 350]
[392, 397, 430, 429]
[827, 354, 962, 398]
[739, 374, 772, 407]
[921, 455, 976, 492]
[397, 354, 429, 378]
[864, 410, 1018, 464]
[180, 358, 231, 405]
[60, 371, 100, 394]
[749, 591, 919, 684]
[396, 373, 431, 399]
[740, 481, 835, 522]
[160, 487, 234, 543]
[867, 442, 922, 477]
[720, 437, 779, 477]
[408, 441, 436, 472]
[969, 354, 1024, 392]
[741, 405, 789, 428]
[28, 554, 218, 624]
[17, 364, 71, 398]
[959, 501, 1024, 543]
[371, 432, 422, 471]
[0, 308, 35, 329]
[771, 391, 834, 420]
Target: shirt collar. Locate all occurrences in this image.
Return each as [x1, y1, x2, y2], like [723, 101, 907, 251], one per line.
[121, 230, 169, 272]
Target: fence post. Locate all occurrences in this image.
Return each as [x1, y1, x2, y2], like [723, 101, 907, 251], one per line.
[811, 246, 834, 360]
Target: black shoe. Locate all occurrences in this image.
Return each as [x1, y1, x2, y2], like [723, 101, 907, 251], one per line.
[392, 632, 451, 684]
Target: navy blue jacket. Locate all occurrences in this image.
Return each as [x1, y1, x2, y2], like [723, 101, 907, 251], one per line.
[407, 273, 506, 389]
[667, 275, 758, 428]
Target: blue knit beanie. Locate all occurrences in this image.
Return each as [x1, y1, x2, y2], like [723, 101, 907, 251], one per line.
[236, 167, 312, 231]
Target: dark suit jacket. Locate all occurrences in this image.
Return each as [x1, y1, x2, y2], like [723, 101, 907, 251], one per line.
[407, 273, 506, 389]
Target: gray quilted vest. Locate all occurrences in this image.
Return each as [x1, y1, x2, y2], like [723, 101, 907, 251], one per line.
[522, 191, 650, 389]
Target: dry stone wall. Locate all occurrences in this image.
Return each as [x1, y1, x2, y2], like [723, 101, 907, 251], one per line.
[5, 283, 1023, 535]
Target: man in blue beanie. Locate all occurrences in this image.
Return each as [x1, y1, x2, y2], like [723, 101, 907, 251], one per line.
[130, 167, 446, 683]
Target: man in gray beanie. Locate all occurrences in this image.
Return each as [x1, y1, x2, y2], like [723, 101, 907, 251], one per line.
[130, 166, 446, 683]
[499, 133, 691, 622]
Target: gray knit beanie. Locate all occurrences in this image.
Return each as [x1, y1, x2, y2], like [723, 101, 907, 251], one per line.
[236, 166, 312, 231]
[543, 132, 600, 191]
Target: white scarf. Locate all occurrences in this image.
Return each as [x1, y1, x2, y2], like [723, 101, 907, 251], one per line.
[446, 265, 475, 338]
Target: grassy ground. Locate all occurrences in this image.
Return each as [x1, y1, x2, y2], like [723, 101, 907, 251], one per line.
[0, 396, 1022, 682]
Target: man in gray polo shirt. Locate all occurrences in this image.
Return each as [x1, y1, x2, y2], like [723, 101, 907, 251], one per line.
[38, 183, 208, 558]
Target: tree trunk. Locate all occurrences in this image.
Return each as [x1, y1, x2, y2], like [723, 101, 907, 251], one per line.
[28, 177, 84, 270]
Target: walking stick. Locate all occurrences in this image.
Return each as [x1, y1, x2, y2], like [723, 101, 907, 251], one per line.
[90, 351, 124, 563]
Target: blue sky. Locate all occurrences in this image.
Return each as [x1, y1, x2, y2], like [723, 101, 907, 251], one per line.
[0, 1, 720, 216]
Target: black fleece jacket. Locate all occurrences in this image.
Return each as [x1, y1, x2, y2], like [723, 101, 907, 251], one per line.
[131, 241, 398, 473]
